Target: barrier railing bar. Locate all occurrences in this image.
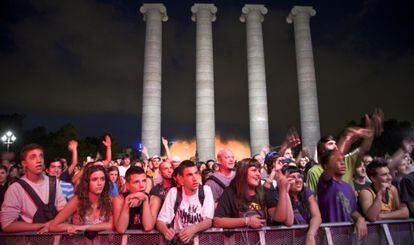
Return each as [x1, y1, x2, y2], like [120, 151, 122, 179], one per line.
[324, 227, 334, 245]
[226, 232, 234, 245]
[53, 235, 61, 245]
[1, 219, 414, 245]
[411, 222, 414, 243]
[2, 219, 413, 237]
[121, 234, 128, 245]
[258, 230, 266, 245]
[381, 223, 394, 245]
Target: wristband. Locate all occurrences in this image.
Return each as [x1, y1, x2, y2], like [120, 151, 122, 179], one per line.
[244, 217, 249, 226]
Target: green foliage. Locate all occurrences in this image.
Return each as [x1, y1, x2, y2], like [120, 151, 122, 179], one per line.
[11, 122, 120, 162]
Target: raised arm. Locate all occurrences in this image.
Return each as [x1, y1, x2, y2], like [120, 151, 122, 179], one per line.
[102, 135, 112, 168]
[358, 114, 375, 158]
[141, 145, 150, 161]
[337, 127, 373, 156]
[270, 174, 293, 225]
[162, 137, 172, 160]
[67, 140, 78, 175]
[279, 128, 301, 156]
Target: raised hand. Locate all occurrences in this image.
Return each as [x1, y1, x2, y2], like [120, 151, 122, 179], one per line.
[161, 137, 168, 146]
[372, 108, 384, 136]
[346, 127, 373, 139]
[68, 140, 78, 152]
[286, 127, 301, 148]
[142, 145, 149, 156]
[102, 135, 111, 148]
[276, 172, 290, 192]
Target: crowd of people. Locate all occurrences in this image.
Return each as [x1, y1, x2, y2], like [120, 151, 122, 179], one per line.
[1, 109, 414, 244]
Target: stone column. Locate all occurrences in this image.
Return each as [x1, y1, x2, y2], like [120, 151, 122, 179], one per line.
[140, 4, 168, 157]
[191, 4, 217, 161]
[240, 4, 270, 155]
[287, 6, 320, 155]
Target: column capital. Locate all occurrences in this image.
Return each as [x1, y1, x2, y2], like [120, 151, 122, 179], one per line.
[240, 4, 268, 23]
[191, 3, 217, 22]
[140, 3, 168, 22]
[286, 5, 316, 24]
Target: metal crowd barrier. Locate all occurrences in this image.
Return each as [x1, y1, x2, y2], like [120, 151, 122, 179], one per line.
[1, 219, 413, 245]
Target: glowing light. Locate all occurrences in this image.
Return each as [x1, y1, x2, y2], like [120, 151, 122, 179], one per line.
[169, 137, 251, 161]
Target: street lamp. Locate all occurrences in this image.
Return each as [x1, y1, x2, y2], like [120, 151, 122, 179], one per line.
[1, 131, 16, 152]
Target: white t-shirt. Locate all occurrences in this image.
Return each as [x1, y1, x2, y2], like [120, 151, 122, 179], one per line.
[157, 185, 214, 231]
[118, 165, 130, 180]
[0, 174, 67, 229]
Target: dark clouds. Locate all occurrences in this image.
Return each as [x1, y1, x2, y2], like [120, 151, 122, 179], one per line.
[1, 0, 413, 147]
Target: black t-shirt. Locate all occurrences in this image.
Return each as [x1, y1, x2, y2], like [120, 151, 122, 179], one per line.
[59, 169, 73, 184]
[215, 186, 277, 220]
[150, 183, 171, 203]
[122, 192, 149, 230]
[400, 172, 414, 204]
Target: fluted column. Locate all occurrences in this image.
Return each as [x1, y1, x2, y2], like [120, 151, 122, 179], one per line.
[240, 4, 270, 155]
[140, 4, 168, 156]
[191, 4, 217, 161]
[287, 6, 320, 155]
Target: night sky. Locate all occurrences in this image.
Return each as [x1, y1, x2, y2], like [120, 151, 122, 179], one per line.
[1, 0, 413, 148]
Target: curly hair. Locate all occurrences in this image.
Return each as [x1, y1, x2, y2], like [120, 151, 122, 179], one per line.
[230, 158, 265, 213]
[75, 165, 112, 223]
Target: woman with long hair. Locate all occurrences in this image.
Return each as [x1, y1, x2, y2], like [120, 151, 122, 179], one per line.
[282, 165, 321, 245]
[50, 165, 115, 233]
[214, 158, 291, 228]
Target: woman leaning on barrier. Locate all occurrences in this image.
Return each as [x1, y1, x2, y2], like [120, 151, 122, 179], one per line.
[282, 165, 322, 245]
[213, 158, 292, 229]
[49, 164, 115, 235]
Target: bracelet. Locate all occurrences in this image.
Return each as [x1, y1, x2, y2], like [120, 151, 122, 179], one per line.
[244, 217, 249, 226]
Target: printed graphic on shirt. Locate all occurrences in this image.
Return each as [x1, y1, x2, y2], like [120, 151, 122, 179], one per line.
[177, 205, 203, 226]
[337, 191, 352, 218]
[132, 213, 142, 226]
[242, 202, 266, 219]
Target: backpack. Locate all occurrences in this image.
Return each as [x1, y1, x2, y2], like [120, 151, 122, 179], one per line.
[205, 175, 226, 189]
[16, 176, 58, 223]
[169, 185, 205, 227]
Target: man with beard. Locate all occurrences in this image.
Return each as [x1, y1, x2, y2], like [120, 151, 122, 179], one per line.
[205, 149, 235, 204]
[150, 160, 174, 220]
